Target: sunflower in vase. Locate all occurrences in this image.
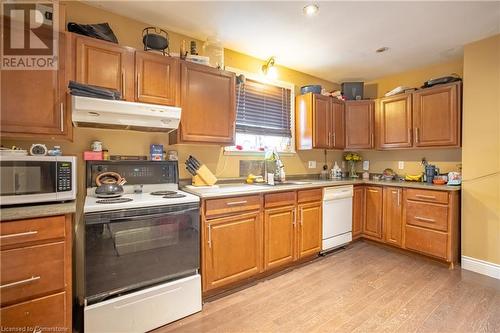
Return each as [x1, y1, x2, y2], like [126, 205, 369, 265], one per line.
[344, 152, 362, 178]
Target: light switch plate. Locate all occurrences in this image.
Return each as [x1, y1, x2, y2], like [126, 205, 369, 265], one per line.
[308, 161, 316, 169]
[398, 161, 405, 170]
[363, 160, 370, 171]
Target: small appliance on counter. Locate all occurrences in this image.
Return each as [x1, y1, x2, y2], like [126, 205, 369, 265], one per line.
[425, 164, 439, 184]
[0, 155, 76, 206]
[82, 160, 201, 333]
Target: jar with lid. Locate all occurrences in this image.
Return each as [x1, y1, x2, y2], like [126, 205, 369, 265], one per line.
[202, 36, 224, 69]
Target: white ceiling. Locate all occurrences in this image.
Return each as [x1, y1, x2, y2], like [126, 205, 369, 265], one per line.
[87, 1, 500, 83]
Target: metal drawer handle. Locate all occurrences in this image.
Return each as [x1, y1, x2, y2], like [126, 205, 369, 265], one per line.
[415, 194, 436, 200]
[415, 216, 436, 223]
[368, 189, 379, 193]
[0, 276, 40, 289]
[207, 224, 212, 248]
[0, 231, 38, 239]
[226, 200, 248, 206]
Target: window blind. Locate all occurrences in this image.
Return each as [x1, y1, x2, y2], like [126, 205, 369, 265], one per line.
[235, 79, 292, 137]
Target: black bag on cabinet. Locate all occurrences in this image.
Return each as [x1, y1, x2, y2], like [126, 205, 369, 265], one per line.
[67, 22, 118, 44]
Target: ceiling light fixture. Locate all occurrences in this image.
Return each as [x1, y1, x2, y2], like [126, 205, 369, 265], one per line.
[303, 3, 319, 16]
[376, 46, 389, 53]
[261, 56, 278, 79]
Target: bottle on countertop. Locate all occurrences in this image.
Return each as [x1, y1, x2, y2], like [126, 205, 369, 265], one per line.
[331, 161, 342, 179]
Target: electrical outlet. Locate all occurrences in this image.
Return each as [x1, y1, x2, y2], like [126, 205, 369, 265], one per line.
[308, 161, 316, 169]
[363, 160, 370, 171]
[398, 161, 405, 170]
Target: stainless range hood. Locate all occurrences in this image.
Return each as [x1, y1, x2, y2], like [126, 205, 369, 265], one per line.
[71, 95, 181, 132]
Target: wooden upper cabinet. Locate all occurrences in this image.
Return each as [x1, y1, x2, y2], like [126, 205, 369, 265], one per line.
[331, 99, 346, 149]
[378, 93, 413, 149]
[203, 211, 262, 291]
[264, 206, 296, 270]
[135, 51, 179, 106]
[313, 94, 331, 149]
[413, 82, 461, 147]
[297, 201, 322, 259]
[383, 187, 403, 247]
[1, 33, 71, 139]
[172, 61, 236, 144]
[74, 34, 134, 101]
[363, 186, 383, 239]
[352, 186, 365, 239]
[345, 100, 375, 149]
[295, 93, 345, 150]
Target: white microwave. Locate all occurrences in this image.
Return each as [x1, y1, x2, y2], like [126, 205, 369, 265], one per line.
[0, 156, 77, 206]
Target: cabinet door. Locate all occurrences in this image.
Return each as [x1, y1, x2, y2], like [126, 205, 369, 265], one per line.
[1, 33, 70, 139]
[135, 51, 179, 106]
[75, 34, 134, 101]
[313, 94, 331, 148]
[352, 186, 365, 239]
[345, 100, 374, 149]
[383, 187, 403, 247]
[331, 99, 346, 149]
[204, 211, 261, 291]
[297, 202, 322, 259]
[378, 94, 412, 149]
[413, 82, 460, 147]
[179, 62, 236, 143]
[364, 187, 383, 239]
[264, 206, 296, 270]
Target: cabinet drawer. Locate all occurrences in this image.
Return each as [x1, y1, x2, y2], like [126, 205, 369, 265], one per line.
[0, 215, 66, 249]
[297, 188, 322, 203]
[1, 242, 65, 306]
[406, 189, 448, 204]
[0, 292, 66, 331]
[264, 191, 296, 208]
[406, 201, 448, 232]
[205, 195, 261, 218]
[405, 225, 448, 260]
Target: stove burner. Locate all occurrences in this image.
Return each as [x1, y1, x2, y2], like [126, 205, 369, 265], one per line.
[150, 190, 178, 196]
[96, 198, 133, 204]
[163, 193, 186, 199]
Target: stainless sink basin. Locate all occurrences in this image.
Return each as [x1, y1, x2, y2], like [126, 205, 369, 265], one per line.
[254, 181, 312, 186]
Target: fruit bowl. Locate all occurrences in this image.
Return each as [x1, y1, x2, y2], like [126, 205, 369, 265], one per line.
[432, 179, 447, 185]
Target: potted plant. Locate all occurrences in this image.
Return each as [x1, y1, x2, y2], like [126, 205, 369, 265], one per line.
[344, 152, 362, 178]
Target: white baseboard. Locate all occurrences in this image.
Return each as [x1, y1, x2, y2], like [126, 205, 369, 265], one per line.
[461, 256, 500, 280]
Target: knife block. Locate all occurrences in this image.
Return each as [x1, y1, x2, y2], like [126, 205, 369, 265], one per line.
[191, 165, 217, 186]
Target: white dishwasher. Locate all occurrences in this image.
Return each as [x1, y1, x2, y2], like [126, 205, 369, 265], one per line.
[322, 185, 353, 252]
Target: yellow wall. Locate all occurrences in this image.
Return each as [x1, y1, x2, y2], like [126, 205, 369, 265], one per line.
[461, 34, 500, 265]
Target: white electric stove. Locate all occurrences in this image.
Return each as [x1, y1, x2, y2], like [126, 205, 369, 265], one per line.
[82, 160, 201, 333]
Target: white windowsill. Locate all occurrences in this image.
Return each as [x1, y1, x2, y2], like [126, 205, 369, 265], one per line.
[223, 150, 296, 157]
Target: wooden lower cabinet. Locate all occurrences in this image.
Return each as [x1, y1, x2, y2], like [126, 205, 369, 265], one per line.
[363, 186, 383, 239]
[297, 202, 322, 258]
[264, 206, 296, 270]
[0, 215, 72, 332]
[352, 186, 365, 239]
[383, 187, 403, 247]
[203, 211, 262, 291]
[202, 190, 322, 295]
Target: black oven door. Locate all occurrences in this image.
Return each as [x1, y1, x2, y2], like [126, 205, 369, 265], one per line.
[84, 203, 200, 304]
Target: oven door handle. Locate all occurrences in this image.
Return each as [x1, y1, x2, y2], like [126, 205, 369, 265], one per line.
[109, 208, 199, 223]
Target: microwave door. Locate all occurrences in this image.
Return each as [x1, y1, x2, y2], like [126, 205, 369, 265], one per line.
[15, 167, 42, 194]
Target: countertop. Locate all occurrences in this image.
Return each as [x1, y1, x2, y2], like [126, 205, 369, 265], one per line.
[0, 201, 77, 222]
[182, 179, 461, 199]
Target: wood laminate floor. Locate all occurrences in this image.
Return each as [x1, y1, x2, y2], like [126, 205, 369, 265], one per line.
[155, 241, 500, 333]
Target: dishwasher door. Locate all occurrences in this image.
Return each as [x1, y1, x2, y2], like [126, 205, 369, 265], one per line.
[322, 186, 353, 251]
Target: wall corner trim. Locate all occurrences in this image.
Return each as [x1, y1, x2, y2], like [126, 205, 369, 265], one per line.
[461, 256, 500, 280]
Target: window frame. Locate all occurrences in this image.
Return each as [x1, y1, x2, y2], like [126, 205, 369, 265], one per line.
[224, 66, 296, 156]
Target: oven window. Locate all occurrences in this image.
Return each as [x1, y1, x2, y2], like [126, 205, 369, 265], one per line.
[0, 162, 56, 196]
[85, 204, 200, 304]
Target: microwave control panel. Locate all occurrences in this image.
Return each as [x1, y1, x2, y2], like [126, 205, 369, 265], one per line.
[57, 162, 72, 192]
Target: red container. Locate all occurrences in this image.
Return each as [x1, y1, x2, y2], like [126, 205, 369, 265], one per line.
[84, 151, 103, 160]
